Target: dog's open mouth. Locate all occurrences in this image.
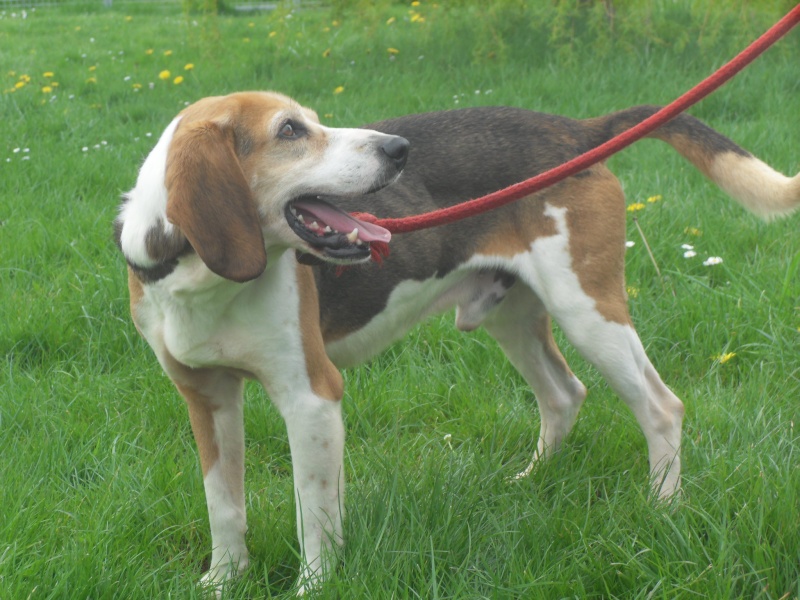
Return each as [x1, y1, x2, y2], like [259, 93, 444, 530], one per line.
[285, 196, 391, 262]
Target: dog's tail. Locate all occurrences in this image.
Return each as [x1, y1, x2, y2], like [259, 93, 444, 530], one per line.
[584, 105, 799, 219]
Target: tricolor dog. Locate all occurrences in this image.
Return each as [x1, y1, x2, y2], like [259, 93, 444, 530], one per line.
[115, 91, 799, 592]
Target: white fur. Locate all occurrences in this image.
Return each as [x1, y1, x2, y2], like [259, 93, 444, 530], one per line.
[710, 151, 800, 219]
[118, 117, 182, 268]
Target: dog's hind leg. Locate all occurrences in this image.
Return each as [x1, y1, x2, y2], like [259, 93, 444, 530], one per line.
[517, 200, 684, 498]
[550, 311, 685, 498]
[483, 285, 588, 478]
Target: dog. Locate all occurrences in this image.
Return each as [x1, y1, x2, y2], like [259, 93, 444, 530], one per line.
[115, 91, 799, 592]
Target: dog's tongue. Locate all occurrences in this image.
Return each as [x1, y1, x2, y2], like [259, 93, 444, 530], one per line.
[293, 198, 391, 243]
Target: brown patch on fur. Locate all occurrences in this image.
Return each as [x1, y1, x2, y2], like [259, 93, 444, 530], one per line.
[555, 167, 631, 325]
[296, 263, 344, 401]
[159, 350, 250, 477]
[473, 192, 559, 257]
[177, 383, 221, 477]
[664, 133, 713, 178]
[166, 115, 267, 283]
[127, 268, 145, 335]
[532, 310, 578, 381]
[471, 172, 629, 325]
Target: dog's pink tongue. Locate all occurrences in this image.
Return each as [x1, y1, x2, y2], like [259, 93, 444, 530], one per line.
[293, 198, 391, 243]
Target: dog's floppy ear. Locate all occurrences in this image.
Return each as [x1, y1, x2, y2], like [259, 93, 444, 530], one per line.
[165, 119, 267, 282]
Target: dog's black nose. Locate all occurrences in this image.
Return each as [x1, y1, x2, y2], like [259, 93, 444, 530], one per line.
[382, 136, 410, 169]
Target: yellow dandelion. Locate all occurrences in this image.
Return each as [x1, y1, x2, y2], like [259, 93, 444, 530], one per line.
[173, 75, 184, 85]
[387, 47, 399, 55]
[41, 86, 52, 93]
[626, 286, 639, 299]
[125, 15, 133, 22]
[19, 74, 31, 82]
[132, 83, 142, 89]
[269, 31, 277, 38]
[647, 194, 662, 203]
[158, 70, 171, 80]
[322, 48, 331, 58]
[145, 48, 154, 55]
[164, 50, 173, 56]
[332, 20, 340, 27]
[410, 13, 425, 23]
[88, 65, 97, 72]
[8, 70, 16, 77]
[14, 81, 25, 89]
[411, 0, 421, 5]
[684, 226, 703, 236]
[386, 16, 396, 25]
[184, 63, 194, 71]
[51, 82, 59, 87]
[626, 202, 645, 212]
[716, 352, 737, 364]
[333, 85, 345, 95]
[43, 71, 54, 78]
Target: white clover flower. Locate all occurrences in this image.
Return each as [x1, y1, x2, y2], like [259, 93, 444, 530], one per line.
[681, 244, 694, 250]
[683, 250, 697, 258]
[625, 240, 635, 248]
[703, 256, 723, 266]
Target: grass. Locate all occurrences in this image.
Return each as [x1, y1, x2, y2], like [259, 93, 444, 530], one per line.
[1, 1, 799, 598]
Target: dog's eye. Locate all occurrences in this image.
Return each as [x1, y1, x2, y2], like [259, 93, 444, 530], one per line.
[279, 121, 301, 139]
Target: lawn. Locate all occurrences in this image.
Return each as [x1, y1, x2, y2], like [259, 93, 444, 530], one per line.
[1, 1, 799, 598]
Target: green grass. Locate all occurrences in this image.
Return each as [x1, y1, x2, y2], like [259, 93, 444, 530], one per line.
[1, 1, 799, 598]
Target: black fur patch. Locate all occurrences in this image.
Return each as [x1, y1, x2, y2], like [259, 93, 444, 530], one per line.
[113, 210, 190, 284]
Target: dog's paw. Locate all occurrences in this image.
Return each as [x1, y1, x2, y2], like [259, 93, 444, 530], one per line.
[198, 557, 250, 598]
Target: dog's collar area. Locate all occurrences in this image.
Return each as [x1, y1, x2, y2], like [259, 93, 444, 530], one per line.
[285, 196, 390, 261]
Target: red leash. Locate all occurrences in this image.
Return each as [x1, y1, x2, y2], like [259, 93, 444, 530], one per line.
[358, 3, 800, 244]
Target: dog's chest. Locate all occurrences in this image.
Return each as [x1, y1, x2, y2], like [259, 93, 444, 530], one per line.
[147, 255, 306, 376]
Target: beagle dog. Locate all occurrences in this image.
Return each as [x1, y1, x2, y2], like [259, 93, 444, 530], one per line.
[115, 91, 799, 593]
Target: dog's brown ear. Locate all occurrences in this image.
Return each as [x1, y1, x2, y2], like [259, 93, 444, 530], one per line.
[165, 120, 267, 282]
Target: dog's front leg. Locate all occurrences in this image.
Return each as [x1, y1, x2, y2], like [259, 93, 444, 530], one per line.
[277, 392, 345, 594]
[174, 372, 249, 591]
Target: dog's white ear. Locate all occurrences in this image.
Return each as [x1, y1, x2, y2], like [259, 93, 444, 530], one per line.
[165, 119, 267, 282]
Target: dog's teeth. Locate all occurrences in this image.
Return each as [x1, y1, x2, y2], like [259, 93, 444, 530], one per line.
[310, 221, 319, 230]
[346, 228, 359, 243]
[297, 214, 305, 223]
[324, 226, 332, 233]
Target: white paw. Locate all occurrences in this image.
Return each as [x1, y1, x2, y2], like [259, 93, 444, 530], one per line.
[198, 556, 250, 598]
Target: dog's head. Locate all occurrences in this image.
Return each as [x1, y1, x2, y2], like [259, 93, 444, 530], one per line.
[118, 91, 408, 282]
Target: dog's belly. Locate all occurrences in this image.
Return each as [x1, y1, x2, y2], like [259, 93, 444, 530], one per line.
[322, 258, 517, 368]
